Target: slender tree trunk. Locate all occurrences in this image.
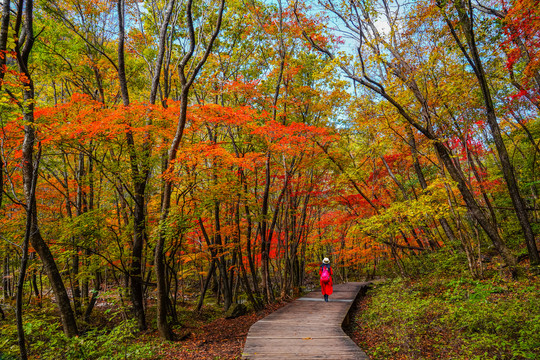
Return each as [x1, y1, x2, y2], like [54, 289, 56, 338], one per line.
[260, 154, 273, 303]
[16, 144, 40, 360]
[0, 0, 9, 96]
[214, 202, 232, 310]
[3, 256, 10, 300]
[150, 0, 175, 105]
[16, 0, 78, 337]
[196, 259, 216, 312]
[0, 0, 10, 217]
[240, 171, 260, 297]
[155, 93, 189, 340]
[84, 271, 101, 322]
[131, 183, 147, 331]
[116, 0, 146, 328]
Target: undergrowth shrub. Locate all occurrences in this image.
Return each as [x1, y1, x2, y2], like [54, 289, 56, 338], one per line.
[355, 273, 540, 360]
[0, 313, 158, 360]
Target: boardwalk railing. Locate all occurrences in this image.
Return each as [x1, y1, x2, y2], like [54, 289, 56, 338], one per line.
[242, 282, 370, 359]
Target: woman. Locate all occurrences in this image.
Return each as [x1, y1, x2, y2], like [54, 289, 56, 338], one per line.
[319, 257, 333, 302]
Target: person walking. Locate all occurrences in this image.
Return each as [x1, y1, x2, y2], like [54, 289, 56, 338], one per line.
[319, 257, 333, 302]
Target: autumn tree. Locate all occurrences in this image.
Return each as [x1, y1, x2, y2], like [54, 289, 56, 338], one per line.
[436, 0, 539, 266]
[3, 0, 80, 338]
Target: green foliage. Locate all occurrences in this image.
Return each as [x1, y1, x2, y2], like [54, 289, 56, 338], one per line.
[153, 209, 192, 244]
[0, 352, 19, 360]
[60, 210, 106, 242]
[375, 247, 472, 279]
[442, 279, 540, 359]
[356, 274, 540, 360]
[359, 178, 460, 239]
[415, 249, 473, 277]
[0, 308, 158, 360]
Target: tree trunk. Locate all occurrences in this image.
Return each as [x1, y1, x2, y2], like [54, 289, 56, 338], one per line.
[0, 0, 9, 96]
[241, 171, 260, 297]
[16, 0, 78, 337]
[16, 144, 40, 360]
[260, 154, 274, 303]
[0, 0, 10, 216]
[3, 256, 10, 300]
[84, 271, 101, 322]
[116, 0, 155, 331]
[196, 259, 216, 312]
[449, 0, 539, 265]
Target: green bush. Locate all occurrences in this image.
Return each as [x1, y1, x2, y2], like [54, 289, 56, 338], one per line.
[1, 315, 158, 360]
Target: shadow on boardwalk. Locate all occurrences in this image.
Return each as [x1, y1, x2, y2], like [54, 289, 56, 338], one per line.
[242, 282, 371, 359]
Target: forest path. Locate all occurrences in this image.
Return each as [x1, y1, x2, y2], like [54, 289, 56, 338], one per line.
[242, 282, 371, 359]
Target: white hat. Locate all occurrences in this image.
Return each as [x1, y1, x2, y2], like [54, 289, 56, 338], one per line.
[323, 258, 330, 264]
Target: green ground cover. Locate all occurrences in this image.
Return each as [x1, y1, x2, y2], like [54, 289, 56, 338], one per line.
[348, 253, 540, 360]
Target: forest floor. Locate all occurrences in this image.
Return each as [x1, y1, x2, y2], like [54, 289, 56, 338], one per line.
[344, 265, 540, 360]
[146, 300, 290, 360]
[0, 294, 292, 360]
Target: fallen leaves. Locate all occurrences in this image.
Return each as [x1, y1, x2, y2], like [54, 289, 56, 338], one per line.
[152, 301, 289, 359]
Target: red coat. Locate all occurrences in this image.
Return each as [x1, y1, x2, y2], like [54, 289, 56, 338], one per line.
[319, 264, 333, 295]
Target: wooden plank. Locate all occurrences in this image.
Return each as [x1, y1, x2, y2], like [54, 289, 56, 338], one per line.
[242, 282, 370, 360]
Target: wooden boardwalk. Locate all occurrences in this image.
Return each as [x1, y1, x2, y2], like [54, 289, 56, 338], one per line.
[242, 282, 370, 359]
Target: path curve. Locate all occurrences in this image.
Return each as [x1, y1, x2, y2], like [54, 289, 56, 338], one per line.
[242, 282, 370, 359]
